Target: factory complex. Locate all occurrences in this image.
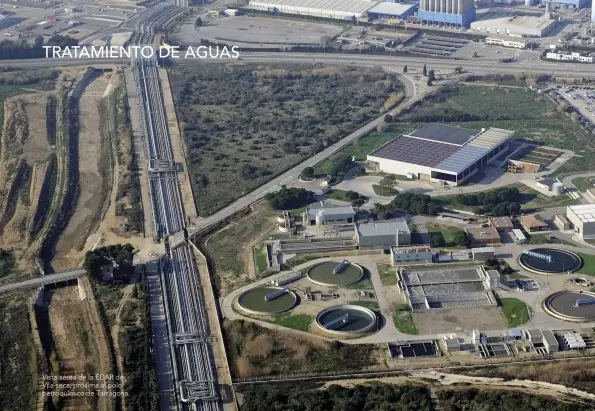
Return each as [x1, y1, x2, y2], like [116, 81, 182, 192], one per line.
[367, 124, 514, 186]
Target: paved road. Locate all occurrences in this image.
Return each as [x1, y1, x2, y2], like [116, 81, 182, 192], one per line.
[0, 270, 86, 294]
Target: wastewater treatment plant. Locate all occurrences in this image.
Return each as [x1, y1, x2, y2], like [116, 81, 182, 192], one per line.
[306, 260, 364, 287]
[316, 304, 378, 335]
[238, 286, 298, 315]
[518, 248, 582, 275]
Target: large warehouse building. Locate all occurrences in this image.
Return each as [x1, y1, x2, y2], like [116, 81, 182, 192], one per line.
[567, 204, 595, 238]
[418, 0, 476, 28]
[247, 0, 377, 19]
[367, 124, 514, 186]
[470, 12, 556, 37]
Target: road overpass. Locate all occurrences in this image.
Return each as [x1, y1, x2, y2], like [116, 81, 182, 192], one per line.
[0, 270, 87, 294]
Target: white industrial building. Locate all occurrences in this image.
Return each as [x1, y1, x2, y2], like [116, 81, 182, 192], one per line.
[545, 50, 595, 63]
[566, 204, 595, 238]
[247, 0, 375, 19]
[355, 220, 411, 249]
[391, 245, 433, 264]
[367, 124, 514, 186]
[485, 37, 529, 49]
[303, 202, 355, 226]
[470, 12, 556, 37]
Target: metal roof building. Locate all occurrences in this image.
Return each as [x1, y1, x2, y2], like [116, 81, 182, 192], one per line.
[567, 204, 595, 238]
[368, 124, 514, 186]
[247, 0, 378, 19]
[470, 12, 557, 37]
[304, 203, 355, 226]
[355, 219, 411, 249]
[366, 2, 419, 19]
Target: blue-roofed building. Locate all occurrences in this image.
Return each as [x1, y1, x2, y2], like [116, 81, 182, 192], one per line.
[367, 124, 514, 186]
[366, 2, 419, 19]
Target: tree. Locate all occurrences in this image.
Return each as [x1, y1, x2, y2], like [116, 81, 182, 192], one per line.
[352, 198, 365, 209]
[454, 66, 463, 74]
[472, 51, 479, 58]
[427, 78, 433, 87]
[346, 190, 360, 201]
[384, 114, 393, 123]
[301, 166, 315, 180]
[431, 233, 444, 247]
[422, 64, 427, 76]
[403, 65, 408, 73]
[453, 230, 468, 246]
[428, 69, 436, 83]
[351, 15, 357, 24]
[195, 17, 203, 27]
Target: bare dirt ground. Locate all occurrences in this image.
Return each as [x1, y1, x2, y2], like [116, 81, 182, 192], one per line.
[53, 74, 111, 270]
[0, 92, 53, 270]
[48, 286, 106, 411]
[413, 306, 507, 335]
[160, 68, 196, 219]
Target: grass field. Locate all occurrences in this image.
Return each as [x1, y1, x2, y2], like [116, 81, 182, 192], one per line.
[253, 246, 268, 273]
[377, 263, 398, 286]
[392, 309, 418, 335]
[272, 313, 313, 332]
[170, 64, 403, 216]
[325, 189, 366, 202]
[578, 252, 595, 276]
[500, 297, 532, 327]
[572, 177, 593, 192]
[373, 184, 399, 197]
[348, 300, 380, 310]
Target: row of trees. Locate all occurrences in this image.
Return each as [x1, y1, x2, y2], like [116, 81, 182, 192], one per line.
[448, 186, 522, 216]
[0, 35, 77, 60]
[374, 192, 443, 220]
[240, 383, 433, 411]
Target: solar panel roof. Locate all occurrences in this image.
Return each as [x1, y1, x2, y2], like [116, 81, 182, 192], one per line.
[434, 145, 489, 174]
[369, 136, 460, 167]
[408, 123, 479, 146]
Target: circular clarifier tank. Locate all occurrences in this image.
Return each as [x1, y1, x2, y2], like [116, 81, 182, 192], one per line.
[316, 304, 377, 335]
[306, 261, 364, 286]
[518, 248, 582, 274]
[238, 286, 297, 315]
[545, 290, 595, 322]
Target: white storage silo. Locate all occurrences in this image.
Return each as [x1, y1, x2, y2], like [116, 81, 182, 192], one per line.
[316, 210, 325, 226]
[552, 182, 565, 195]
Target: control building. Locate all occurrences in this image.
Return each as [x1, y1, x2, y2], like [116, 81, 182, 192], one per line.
[418, 0, 476, 28]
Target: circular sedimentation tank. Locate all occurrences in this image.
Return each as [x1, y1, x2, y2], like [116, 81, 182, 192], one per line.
[238, 286, 297, 315]
[518, 248, 582, 274]
[306, 261, 364, 287]
[316, 304, 377, 335]
[544, 291, 595, 322]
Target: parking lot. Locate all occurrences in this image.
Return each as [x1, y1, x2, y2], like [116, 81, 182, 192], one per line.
[549, 85, 595, 133]
[171, 15, 345, 47]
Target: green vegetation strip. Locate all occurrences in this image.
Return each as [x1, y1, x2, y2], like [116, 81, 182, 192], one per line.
[572, 177, 593, 192]
[347, 300, 379, 310]
[500, 298, 532, 327]
[372, 184, 399, 197]
[392, 308, 418, 335]
[271, 313, 313, 332]
[578, 252, 595, 276]
[377, 263, 397, 286]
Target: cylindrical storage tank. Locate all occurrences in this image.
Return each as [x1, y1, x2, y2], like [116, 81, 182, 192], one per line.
[316, 210, 325, 226]
[552, 182, 564, 195]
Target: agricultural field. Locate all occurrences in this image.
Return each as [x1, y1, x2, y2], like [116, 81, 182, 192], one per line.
[170, 63, 404, 216]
